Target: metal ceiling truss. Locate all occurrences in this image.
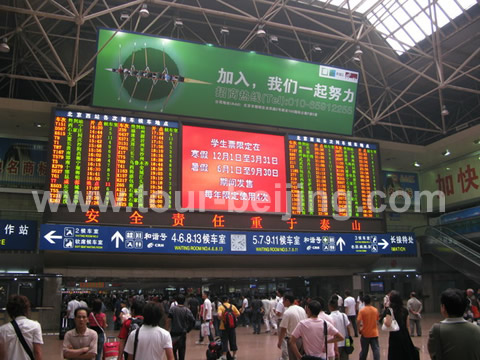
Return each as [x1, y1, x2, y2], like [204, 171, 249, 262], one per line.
[0, 0, 478, 145]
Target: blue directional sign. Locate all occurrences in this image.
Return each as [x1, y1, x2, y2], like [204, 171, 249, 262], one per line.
[40, 224, 416, 256]
[1, 220, 38, 251]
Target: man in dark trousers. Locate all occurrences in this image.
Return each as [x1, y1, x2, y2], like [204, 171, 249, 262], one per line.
[167, 294, 195, 360]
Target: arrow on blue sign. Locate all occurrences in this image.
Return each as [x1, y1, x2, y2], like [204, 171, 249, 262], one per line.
[336, 237, 345, 251]
[44, 230, 62, 244]
[111, 231, 124, 249]
[379, 238, 389, 249]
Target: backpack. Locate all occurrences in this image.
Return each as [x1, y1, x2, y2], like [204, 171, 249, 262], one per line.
[222, 303, 236, 329]
[128, 317, 143, 337]
[206, 338, 222, 360]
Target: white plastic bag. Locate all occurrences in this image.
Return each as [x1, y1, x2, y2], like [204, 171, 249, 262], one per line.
[201, 322, 210, 337]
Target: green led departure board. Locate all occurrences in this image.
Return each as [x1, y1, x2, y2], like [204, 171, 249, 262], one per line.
[288, 135, 381, 218]
[49, 110, 178, 208]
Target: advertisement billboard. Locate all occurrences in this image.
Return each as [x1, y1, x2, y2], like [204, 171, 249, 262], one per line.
[92, 29, 358, 135]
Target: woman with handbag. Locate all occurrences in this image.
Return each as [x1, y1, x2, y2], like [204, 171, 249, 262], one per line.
[381, 291, 419, 360]
[89, 298, 107, 360]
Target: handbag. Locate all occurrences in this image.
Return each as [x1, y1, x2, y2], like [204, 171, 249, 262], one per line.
[91, 312, 106, 343]
[194, 319, 202, 330]
[342, 314, 354, 354]
[381, 308, 400, 332]
[201, 322, 210, 337]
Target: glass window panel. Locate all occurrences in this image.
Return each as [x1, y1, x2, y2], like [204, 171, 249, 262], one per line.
[414, 12, 432, 34]
[415, 0, 429, 8]
[434, 4, 450, 27]
[403, 21, 425, 42]
[350, 0, 364, 8]
[386, 37, 405, 54]
[458, 0, 477, 9]
[393, 28, 416, 47]
[403, 0, 422, 17]
[383, 15, 401, 32]
[439, 0, 462, 17]
[357, 0, 378, 13]
[391, 7, 410, 25]
[375, 23, 389, 35]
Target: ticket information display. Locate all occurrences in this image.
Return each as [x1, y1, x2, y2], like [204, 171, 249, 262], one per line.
[182, 126, 287, 213]
[45, 108, 385, 235]
[49, 110, 179, 209]
[288, 135, 381, 218]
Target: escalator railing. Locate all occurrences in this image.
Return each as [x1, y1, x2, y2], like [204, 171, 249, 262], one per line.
[419, 226, 480, 284]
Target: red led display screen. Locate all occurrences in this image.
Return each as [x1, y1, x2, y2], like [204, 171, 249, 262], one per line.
[182, 126, 287, 213]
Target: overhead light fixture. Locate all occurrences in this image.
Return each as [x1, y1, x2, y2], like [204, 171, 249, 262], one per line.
[313, 45, 322, 52]
[352, 45, 363, 63]
[139, 4, 149, 18]
[441, 105, 449, 116]
[269, 35, 278, 43]
[256, 26, 266, 38]
[174, 19, 183, 28]
[442, 149, 451, 156]
[0, 38, 10, 53]
[413, 161, 421, 167]
[120, 12, 129, 21]
[220, 27, 229, 35]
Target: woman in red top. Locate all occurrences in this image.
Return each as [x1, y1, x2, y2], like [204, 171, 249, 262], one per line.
[88, 298, 107, 360]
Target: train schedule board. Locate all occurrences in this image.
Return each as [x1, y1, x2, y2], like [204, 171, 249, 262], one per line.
[48, 109, 179, 209]
[45, 109, 384, 233]
[288, 135, 382, 218]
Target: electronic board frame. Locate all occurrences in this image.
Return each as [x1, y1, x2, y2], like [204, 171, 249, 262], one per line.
[44, 107, 385, 234]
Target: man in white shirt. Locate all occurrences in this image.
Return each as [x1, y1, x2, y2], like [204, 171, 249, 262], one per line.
[66, 296, 80, 330]
[275, 288, 286, 330]
[277, 293, 307, 360]
[269, 295, 278, 335]
[0, 294, 43, 360]
[197, 291, 214, 344]
[329, 295, 353, 360]
[344, 290, 358, 337]
[318, 297, 338, 360]
[240, 295, 250, 327]
[335, 291, 344, 310]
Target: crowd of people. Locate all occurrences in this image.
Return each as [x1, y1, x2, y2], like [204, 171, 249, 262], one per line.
[1, 287, 480, 359]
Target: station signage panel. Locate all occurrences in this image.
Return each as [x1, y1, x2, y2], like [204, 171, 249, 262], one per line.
[0, 220, 37, 251]
[40, 224, 416, 256]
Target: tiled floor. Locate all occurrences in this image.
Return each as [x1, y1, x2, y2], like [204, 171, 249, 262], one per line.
[44, 313, 442, 359]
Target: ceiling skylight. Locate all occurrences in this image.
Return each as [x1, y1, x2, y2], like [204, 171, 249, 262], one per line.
[315, 0, 477, 55]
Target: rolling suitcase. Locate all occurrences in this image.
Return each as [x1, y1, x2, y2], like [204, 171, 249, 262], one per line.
[103, 337, 120, 360]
